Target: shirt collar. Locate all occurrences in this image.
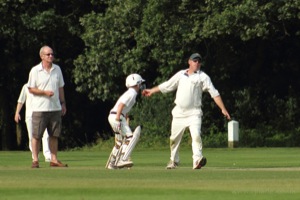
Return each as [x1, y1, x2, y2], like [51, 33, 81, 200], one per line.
[37, 63, 43, 71]
[37, 62, 56, 72]
[184, 69, 200, 76]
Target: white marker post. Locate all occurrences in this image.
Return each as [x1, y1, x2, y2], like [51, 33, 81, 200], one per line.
[228, 120, 239, 148]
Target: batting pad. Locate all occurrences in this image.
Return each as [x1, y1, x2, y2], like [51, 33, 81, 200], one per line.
[123, 126, 141, 160]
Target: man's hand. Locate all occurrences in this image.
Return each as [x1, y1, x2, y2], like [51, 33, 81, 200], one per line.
[61, 103, 67, 116]
[44, 90, 54, 97]
[142, 89, 152, 97]
[142, 89, 148, 96]
[142, 87, 160, 97]
[222, 109, 231, 120]
[14, 113, 21, 123]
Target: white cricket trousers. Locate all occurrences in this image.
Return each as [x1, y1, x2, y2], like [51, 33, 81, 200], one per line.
[170, 114, 203, 164]
[25, 117, 51, 160]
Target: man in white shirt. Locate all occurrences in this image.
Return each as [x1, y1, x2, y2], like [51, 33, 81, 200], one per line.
[27, 45, 67, 168]
[143, 53, 231, 169]
[15, 83, 51, 162]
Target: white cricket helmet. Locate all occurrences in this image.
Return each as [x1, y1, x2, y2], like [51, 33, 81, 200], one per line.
[125, 74, 145, 88]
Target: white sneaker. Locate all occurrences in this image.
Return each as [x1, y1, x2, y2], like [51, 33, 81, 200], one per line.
[116, 160, 133, 168]
[166, 160, 179, 169]
[107, 162, 117, 170]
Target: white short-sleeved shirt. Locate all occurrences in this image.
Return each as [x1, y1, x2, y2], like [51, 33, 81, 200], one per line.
[111, 88, 138, 116]
[158, 69, 220, 116]
[27, 63, 65, 112]
[17, 83, 33, 118]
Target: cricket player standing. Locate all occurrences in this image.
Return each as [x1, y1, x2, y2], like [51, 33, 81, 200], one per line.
[143, 53, 231, 169]
[14, 83, 51, 162]
[107, 74, 146, 169]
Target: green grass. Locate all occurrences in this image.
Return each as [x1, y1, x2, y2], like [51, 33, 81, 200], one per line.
[0, 148, 300, 200]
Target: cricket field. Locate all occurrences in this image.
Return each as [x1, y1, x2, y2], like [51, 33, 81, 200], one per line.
[0, 147, 299, 200]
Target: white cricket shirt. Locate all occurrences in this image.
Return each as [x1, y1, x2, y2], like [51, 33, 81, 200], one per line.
[111, 88, 138, 116]
[17, 83, 33, 118]
[158, 69, 220, 116]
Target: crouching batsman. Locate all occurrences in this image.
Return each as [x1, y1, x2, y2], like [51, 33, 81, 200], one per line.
[106, 74, 146, 170]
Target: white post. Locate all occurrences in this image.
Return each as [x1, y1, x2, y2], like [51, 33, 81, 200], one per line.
[228, 120, 239, 148]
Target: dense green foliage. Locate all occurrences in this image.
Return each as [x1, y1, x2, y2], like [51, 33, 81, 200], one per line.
[75, 0, 300, 147]
[0, 0, 299, 149]
[0, 0, 99, 149]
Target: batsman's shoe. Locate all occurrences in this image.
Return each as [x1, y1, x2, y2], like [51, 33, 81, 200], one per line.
[107, 162, 117, 170]
[166, 160, 179, 169]
[193, 157, 207, 170]
[116, 159, 133, 168]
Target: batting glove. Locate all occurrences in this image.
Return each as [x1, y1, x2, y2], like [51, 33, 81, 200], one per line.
[113, 119, 121, 132]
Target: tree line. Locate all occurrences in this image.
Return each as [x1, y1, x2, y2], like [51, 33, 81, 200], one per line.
[0, 0, 299, 150]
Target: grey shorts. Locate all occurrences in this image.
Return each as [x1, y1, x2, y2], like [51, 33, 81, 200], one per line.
[32, 111, 62, 139]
